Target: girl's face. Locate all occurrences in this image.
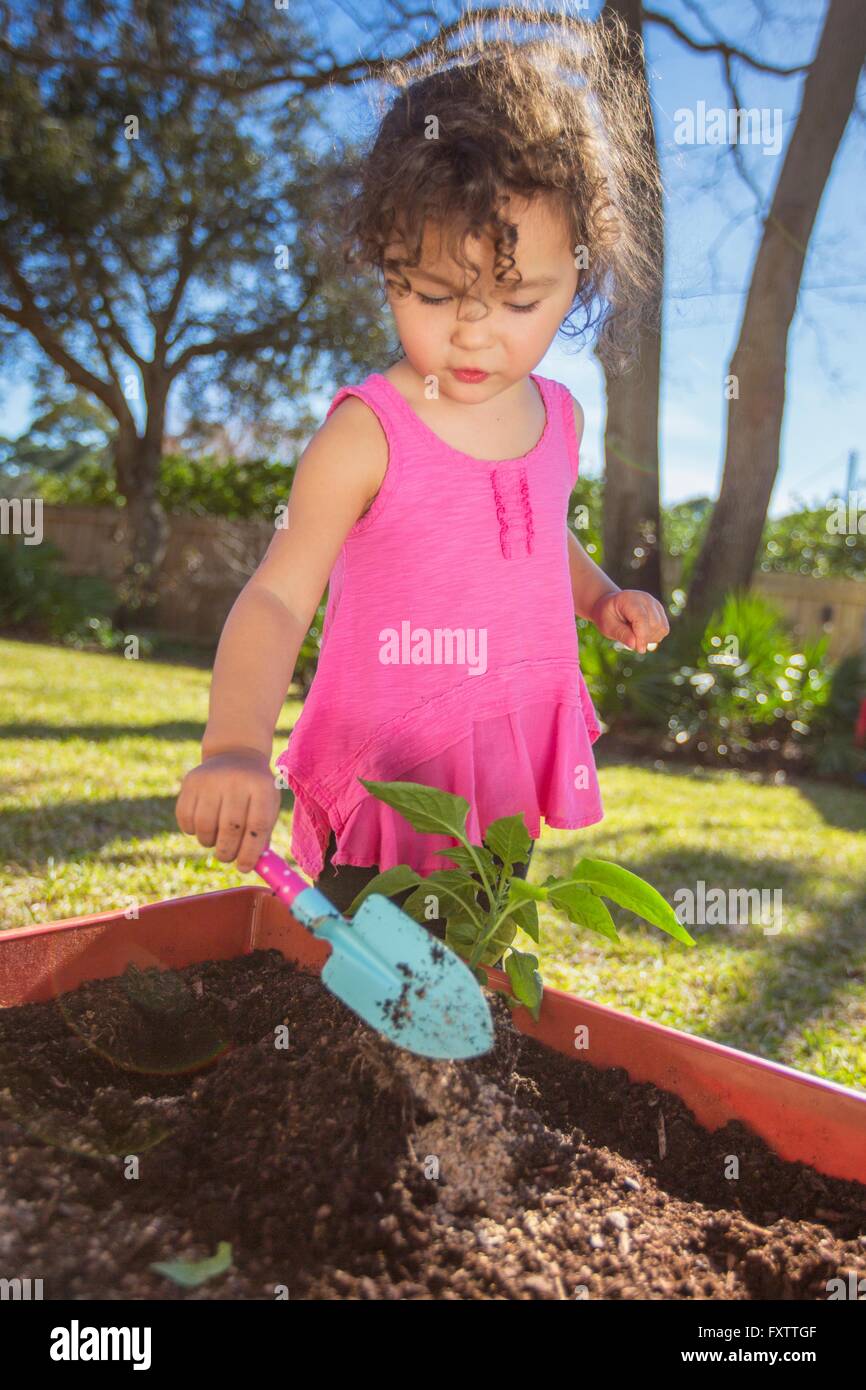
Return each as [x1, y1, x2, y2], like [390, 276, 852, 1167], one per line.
[384, 194, 578, 401]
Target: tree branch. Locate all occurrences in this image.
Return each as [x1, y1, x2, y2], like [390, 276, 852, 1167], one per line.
[166, 290, 315, 377]
[643, 6, 809, 76]
[0, 241, 136, 429]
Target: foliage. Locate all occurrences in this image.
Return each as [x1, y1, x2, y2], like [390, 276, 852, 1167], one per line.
[566, 480, 865, 584]
[2, 448, 298, 523]
[761, 498, 866, 581]
[0, 537, 128, 647]
[567, 475, 604, 560]
[578, 587, 866, 775]
[0, 8, 391, 436]
[343, 778, 694, 1020]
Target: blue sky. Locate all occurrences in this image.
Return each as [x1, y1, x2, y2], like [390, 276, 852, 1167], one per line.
[2, 0, 863, 514]
[546, 0, 866, 513]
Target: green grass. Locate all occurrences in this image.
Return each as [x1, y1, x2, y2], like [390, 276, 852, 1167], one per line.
[2, 636, 865, 1089]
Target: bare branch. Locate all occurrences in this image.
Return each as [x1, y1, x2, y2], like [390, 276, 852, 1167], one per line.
[643, 5, 809, 76]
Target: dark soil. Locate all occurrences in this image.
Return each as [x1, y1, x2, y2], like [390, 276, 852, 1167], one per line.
[1, 950, 865, 1300]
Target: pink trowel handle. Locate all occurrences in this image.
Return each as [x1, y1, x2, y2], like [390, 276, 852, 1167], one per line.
[254, 847, 309, 906]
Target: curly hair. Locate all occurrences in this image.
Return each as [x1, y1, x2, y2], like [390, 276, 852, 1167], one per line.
[339, 6, 663, 373]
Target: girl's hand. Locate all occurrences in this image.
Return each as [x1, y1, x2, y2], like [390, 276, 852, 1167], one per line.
[590, 589, 670, 654]
[175, 748, 281, 873]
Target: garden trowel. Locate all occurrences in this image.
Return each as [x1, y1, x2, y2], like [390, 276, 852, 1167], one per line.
[254, 848, 493, 1060]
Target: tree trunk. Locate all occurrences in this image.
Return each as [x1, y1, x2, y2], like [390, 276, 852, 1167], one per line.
[687, 0, 866, 620]
[113, 424, 169, 629]
[599, 314, 663, 597]
[599, 0, 664, 600]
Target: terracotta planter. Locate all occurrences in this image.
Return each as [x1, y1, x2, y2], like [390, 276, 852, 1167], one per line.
[1, 884, 865, 1185]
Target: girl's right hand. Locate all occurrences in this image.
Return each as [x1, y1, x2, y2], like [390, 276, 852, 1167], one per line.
[175, 748, 282, 873]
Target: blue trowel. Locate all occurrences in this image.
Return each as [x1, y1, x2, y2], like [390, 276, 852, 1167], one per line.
[254, 848, 493, 1059]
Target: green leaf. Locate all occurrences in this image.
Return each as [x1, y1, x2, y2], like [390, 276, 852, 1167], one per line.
[471, 915, 519, 967]
[471, 964, 489, 987]
[399, 869, 483, 926]
[504, 949, 543, 1022]
[546, 881, 620, 943]
[509, 897, 540, 943]
[445, 920, 477, 956]
[567, 859, 696, 946]
[396, 893, 439, 927]
[483, 814, 532, 870]
[344, 864, 422, 917]
[506, 877, 548, 906]
[358, 777, 469, 840]
[433, 843, 498, 882]
[150, 1241, 232, 1289]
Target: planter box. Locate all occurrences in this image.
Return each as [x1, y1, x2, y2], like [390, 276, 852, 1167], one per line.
[2, 885, 865, 1186]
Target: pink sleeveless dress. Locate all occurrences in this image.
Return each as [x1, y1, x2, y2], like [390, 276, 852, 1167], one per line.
[275, 370, 604, 879]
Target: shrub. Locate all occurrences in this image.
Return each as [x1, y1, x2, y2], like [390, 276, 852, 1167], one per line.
[578, 588, 864, 775]
[0, 538, 126, 647]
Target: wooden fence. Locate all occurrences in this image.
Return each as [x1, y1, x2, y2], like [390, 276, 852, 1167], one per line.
[36, 504, 866, 659]
[39, 504, 273, 641]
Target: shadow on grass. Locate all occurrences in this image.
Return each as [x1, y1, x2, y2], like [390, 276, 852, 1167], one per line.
[791, 779, 866, 833]
[597, 741, 866, 829]
[535, 840, 866, 1072]
[0, 796, 296, 868]
[0, 720, 297, 743]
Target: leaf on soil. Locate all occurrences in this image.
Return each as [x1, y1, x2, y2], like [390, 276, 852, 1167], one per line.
[149, 1241, 233, 1288]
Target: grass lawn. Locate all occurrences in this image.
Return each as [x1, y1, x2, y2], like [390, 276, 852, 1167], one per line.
[2, 635, 865, 1090]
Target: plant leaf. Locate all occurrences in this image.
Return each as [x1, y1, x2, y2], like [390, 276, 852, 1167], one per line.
[445, 920, 477, 956]
[400, 869, 483, 923]
[358, 777, 469, 840]
[433, 843, 498, 882]
[344, 864, 421, 917]
[504, 949, 543, 1022]
[547, 881, 620, 942]
[483, 814, 532, 870]
[150, 1241, 232, 1288]
[506, 877, 549, 906]
[466, 915, 519, 968]
[509, 897, 540, 943]
[567, 859, 696, 945]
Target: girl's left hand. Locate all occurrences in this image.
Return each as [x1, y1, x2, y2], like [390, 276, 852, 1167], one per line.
[590, 589, 670, 654]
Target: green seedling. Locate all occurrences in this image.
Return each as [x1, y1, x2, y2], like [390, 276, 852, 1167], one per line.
[345, 778, 696, 1022]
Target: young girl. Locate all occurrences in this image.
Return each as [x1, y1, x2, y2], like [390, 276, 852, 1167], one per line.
[176, 17, 669, 919]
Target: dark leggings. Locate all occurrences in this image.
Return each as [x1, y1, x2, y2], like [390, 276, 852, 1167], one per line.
[316, 830, 535, 946]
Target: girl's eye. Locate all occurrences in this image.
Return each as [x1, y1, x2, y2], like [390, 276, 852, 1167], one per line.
[415, 293, 540, 314]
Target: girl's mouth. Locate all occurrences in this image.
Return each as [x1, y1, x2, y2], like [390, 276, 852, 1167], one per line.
[452, 369, 489, 383]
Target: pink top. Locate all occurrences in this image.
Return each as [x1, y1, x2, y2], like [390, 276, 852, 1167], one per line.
[276, 370, 604, 879]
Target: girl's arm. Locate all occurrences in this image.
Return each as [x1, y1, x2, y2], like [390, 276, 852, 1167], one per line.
[176, 395, 388, 871]
[568, 393, 669, 654]
[566, 394, 621, 622]
[202, 395, 387, 760]
[567, 527, 621, 622]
